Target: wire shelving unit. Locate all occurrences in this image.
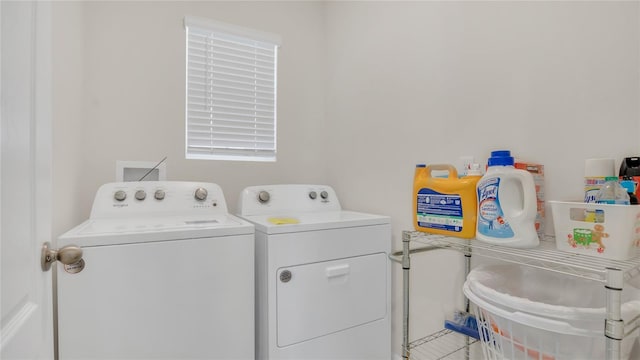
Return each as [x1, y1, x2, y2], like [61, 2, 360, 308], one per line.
[390, 231, 640, 360]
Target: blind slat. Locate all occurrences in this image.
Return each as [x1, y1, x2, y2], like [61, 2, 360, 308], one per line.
[187, 73, 275, 88]
[189, 135, 274, 143]
[188, 81, 275, 96]
[187, 96, 275, 109]
[188, 123, 274, 133]
[188, 100, 274, 111]
[188, 83, 275, 100]
[188, 142, 275, 151]
[188, 108, 274, 119]
[188, 61, 275, 82]
[188, 109, 274, 121]
[188, 54, 275, 73]
[186, 20, 278, 161]
[188, 128, 274, 137]
[189, 137, 275, 146]
[188, 45, 275, 67]
[187, 88, 275, 103]
[187, 62, 274, 78]
[188, 120, 274, 130]
[188, 36, 275, 54]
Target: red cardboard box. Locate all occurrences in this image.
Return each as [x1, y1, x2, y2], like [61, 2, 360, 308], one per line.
[515, 162, 545, 238]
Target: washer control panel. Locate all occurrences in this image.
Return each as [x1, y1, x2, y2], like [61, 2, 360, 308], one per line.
[90, 181, 228, 219]
[238, 184, 341, 216]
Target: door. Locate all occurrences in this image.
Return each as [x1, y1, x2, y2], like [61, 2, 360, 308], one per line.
[1, 1, 54, 359]
[276, 253, 387, 347]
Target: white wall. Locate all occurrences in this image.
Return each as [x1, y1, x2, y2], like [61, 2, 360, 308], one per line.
[52, 1, 85, 237]
[52, 0, 640, 357]
[52, 1, 328, 236]
[325, 1, 640, 352]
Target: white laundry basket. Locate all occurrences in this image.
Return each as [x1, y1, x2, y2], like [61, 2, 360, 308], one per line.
[463, 264, 640, 360]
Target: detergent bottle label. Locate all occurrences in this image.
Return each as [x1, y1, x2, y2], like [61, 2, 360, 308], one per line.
[477, 177, 514, 238]
[416, 188, 464, 232]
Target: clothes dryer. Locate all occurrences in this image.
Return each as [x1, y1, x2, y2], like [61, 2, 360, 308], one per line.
[238, 184, 391, 360]
[57, 181, 254, 359]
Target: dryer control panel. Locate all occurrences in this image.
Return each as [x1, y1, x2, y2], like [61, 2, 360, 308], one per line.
[89, 181, 229, 219]
[238, 184, 341, 216]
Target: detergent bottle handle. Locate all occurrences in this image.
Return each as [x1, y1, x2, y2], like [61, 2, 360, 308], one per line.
[510, 169, 537, 222]
[424, 164, 458, 179]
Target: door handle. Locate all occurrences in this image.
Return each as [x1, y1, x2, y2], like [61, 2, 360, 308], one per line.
[326, 264, 350, 278]
[41, 242, 83, 271]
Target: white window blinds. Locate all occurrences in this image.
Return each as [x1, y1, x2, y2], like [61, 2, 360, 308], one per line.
[184, 17, 281, 161]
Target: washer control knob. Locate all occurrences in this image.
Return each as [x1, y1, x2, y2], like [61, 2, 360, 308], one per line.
[154, 189, 165, 200]
[114, 190, 127, 202]
[194, 187, 208, 201]
[309, 191, 317, 200]
[320, 191, 329, 200]
[134, 190, 146, 201]
[258, 191, 270, 203]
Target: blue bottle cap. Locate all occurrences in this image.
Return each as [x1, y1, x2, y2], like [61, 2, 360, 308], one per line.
[488, 150, 514, 166]
[416, 164, 426, 168]
[620, 180, 635, 193]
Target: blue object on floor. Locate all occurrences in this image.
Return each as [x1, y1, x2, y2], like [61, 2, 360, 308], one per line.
[444, 311, 480, 340]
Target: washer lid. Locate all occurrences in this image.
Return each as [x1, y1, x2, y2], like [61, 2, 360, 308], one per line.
[239, 210, 390, 234]
[58, 214, 254, 247]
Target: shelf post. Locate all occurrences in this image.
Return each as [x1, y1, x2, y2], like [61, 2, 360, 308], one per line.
[402, 231, 411, 359]
[464, 247, 472, 360]
[464, 249, 471, 313]
[605, 267, 623, 360]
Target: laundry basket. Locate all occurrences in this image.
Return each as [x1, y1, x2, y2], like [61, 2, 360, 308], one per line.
[463, 264, 640, 360]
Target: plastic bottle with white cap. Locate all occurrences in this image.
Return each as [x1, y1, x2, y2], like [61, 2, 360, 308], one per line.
[595, 177, 630, 205]
[620, 180, 638, 204]
[584, 158, 615, 203]
[476, 150, 539, 248]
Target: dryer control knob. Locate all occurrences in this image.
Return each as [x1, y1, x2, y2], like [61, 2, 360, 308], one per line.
[114, 190, 127, 202]
[154, 189, 166, 200]
[194, 187, 208, 201]
[309, 191, 317, 200]
[135, 190, 146, 201]
[320, 191, 329, 200]
[258, 191, 270, 203]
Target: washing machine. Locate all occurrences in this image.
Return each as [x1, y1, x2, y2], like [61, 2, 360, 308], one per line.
[238, 184, 391, 360]
[56, 181, 255, 359]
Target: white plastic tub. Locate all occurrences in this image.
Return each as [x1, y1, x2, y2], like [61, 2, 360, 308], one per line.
[550, 200, 640, 260]
[464, 264, 640, 360]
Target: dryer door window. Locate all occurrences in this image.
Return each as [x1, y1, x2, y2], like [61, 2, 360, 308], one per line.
[276, 253, 387, 347]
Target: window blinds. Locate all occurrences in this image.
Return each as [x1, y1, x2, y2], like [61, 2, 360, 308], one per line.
[184, 17, 281, 161]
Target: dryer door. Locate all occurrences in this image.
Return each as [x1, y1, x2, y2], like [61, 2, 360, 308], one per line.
[276, 253, 387, 347]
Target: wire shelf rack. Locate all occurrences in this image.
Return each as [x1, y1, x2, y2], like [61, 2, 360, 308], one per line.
[394, 231, 640, 360]
[407, 329, 482, 360]
[402, 231, 640, 283]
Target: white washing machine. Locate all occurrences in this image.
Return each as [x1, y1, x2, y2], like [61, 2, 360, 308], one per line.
[57, 181, 255, 359]
[238, 184, 391, 360]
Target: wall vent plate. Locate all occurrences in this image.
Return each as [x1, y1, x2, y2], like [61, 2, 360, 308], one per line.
[116, 160, 167, 182]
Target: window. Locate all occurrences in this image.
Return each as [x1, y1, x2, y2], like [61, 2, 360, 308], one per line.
[184, 17, 281, 161]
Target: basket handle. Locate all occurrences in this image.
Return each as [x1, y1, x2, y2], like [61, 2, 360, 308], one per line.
[463, 283, 594, 336]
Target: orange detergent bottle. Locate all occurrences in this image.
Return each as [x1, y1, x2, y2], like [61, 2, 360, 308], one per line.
[413, 164, 482, 239]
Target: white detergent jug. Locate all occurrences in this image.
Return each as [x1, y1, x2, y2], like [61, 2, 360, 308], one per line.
[476, 150, 539, 248]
